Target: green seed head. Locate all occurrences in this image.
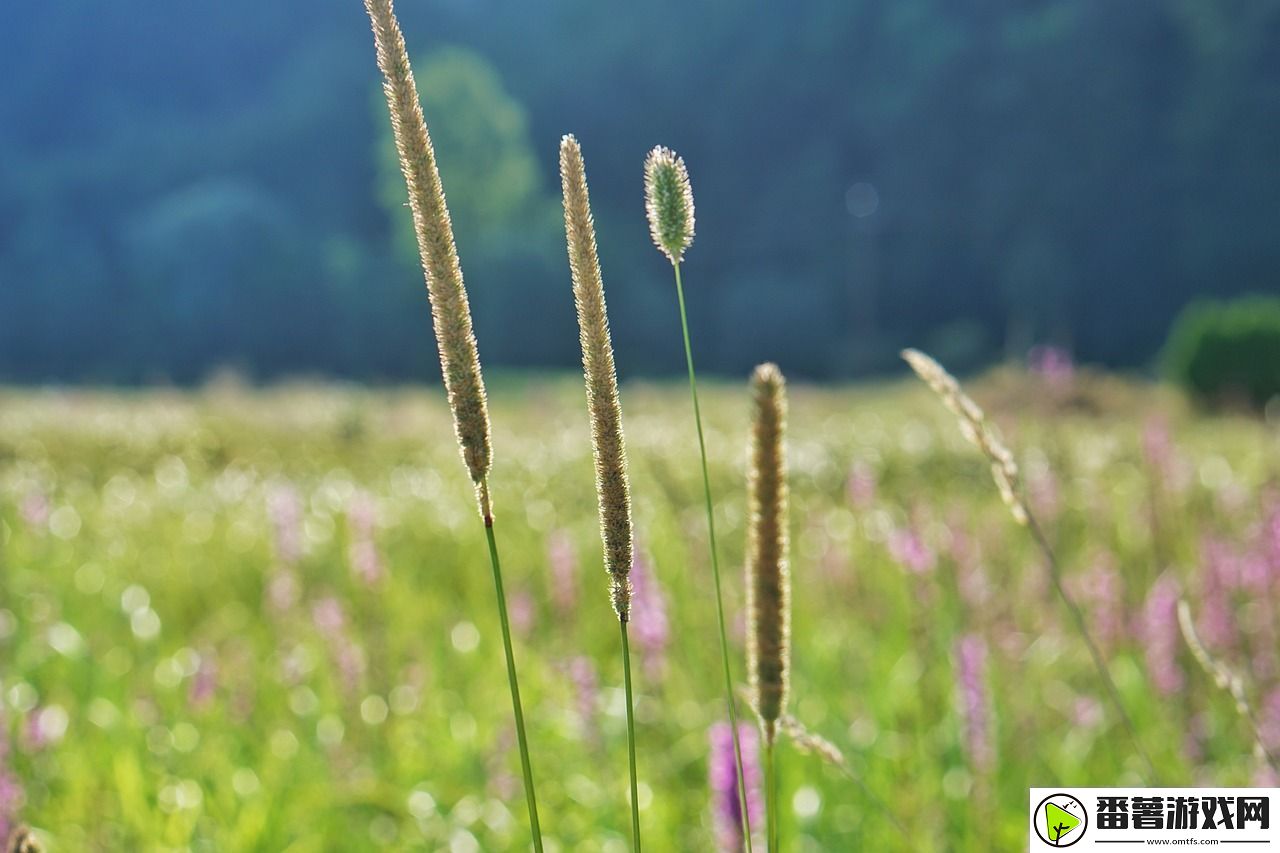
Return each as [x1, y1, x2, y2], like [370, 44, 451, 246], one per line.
[364, 0, 493, 515]
[746, 362, 790, 745]
[561, 134, 634, 621]
[644, 146, 695, 264]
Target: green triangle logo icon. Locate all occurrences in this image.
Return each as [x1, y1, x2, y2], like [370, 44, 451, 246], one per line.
[1045, 802, 1081, 844]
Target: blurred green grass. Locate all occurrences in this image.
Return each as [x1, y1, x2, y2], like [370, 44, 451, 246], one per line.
[0, 375, 1277, 850]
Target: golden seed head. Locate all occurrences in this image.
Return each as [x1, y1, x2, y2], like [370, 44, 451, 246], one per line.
[6, 827, 42, 853]
[644, 146, 695, 264]
[364, 0, 493, 512]
[901, 349, 1027, 525]
[746, 362, 790, 744]
[561, 134, 634, 621]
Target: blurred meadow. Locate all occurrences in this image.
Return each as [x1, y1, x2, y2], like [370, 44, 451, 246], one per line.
[5, 0, 1280, 850]
[3, 373, 1280, 849]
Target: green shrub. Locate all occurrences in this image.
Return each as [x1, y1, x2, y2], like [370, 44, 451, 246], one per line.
[1163, 296, 1280, 409]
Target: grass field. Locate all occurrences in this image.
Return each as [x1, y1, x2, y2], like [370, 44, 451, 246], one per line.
[2, 373, 1278, 851]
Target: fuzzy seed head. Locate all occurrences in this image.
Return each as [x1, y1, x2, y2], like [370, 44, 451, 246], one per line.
[7, 828, 42, 853]
[364, 0, 493, 511]
[644, 146, 695, 264]
[561, 134, 633, 620]
[901, 349, 1028, 525]
[746, 362, 790, 744]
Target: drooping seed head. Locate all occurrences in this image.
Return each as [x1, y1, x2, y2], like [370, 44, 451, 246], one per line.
[1179, 600, 1266, 740]
[746, 362, 790, 745]
[560, 134, 633, 621]
[364, 0, 493, 515]
[901, 349, 1027, 525]
[644, 146, 695, 264]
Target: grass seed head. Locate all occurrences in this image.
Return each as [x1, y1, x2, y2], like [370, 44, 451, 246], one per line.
[7, 828, 42, 853]
[644, 146, 695, 264]
[364, 0, 493, 513]
[901, 348, 1028, 525]
[560, 134, 634, 620]
[746, 362, 790, 744]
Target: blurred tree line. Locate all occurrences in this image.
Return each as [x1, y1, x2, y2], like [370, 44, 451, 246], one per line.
[1, 0, 1277, 383]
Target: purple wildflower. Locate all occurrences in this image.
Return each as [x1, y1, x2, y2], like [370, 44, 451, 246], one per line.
[1260, 688, 1280, 754]
[1199, 538, 1240, 651]
[24, 706, 66, 751]
[1028, 466, 1062, 523]
[1028, 345, 1074, 389]
[846, 461, 877, 510]
[188, 651, 218, 710]
[18, 490, 49, 531]
[1141, 572, 1184, 696]
[0, 712, 23, 841]
[266, 568, 300, 613]
[312, 597, 365, 694]
[1072, 695, 1104, 730]
[566, 657, 600, 745]
[1071, 554, 1124, 648]
[486, 726, 519, 801]
[888, 525, 935, 575]
[1248, 493, 1280, 594]
[547, 530, 578, 619]
[346, 491, 385, 585]
[955, 634, 994, 773]
[629, 553, 670, 681]
[510, 589, 536, 638]
[267, 483, 304, 565]
[312, 597, 346, 633]
[948, 519, 991, 610]
[709, 722, 764, 852]
[1142, 415, 1190, 495]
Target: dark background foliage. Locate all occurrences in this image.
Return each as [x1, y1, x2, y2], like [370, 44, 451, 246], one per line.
[2, 0, 1278, 383]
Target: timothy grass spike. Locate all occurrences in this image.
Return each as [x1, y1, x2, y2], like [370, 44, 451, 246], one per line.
[364, 0, 492, 511]
[644, 146, 695, 264]
[363, 3, 540, 848]
[560, 134, 633, 622]
[746, 363, 790, 746]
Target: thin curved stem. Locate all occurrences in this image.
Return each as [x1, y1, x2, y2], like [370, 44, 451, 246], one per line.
[1027, 514, 1159, 784]
[672, 261, 754, 852]
[621, 622, 642, 851]
[482, 505, 544, 852]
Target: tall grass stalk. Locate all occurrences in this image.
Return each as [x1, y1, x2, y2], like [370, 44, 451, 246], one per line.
[645, 146, 753, 850]
[363, 1, 541, 846]
[902, 348, 1159, 784]
[560, 134, 641, 850]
